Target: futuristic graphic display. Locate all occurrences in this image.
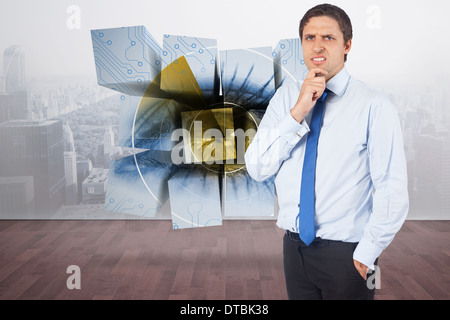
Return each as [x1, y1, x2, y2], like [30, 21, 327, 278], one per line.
[168, 166, 222, 229]
[91, 26, 308, 229]
[273, 38, 308, 88]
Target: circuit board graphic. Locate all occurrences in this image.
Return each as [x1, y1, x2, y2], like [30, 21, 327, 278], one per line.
[91, 26, 308, 229]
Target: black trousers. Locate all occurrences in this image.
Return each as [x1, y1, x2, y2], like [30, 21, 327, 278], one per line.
[283, 230, 376, 300]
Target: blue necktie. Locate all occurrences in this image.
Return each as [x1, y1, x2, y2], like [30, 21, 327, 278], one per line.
[297, 89, 329, 245]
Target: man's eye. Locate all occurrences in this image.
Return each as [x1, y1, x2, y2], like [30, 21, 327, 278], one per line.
[324, 36, 333, 40]
[306, 36, 314, 40]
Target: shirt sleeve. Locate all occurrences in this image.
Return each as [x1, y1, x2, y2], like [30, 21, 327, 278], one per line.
[353, 95, 409, 269]
[245, 86, 309, 182]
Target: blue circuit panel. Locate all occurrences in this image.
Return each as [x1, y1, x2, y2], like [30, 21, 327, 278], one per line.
[220, 46, 275, 110]
[168, 166, 222, 229]
[104, 150, 174, 217]
[133, 96, 187, 152]
[272, 38, 308, 89]
[91, 25, 163, 96]
[118, 93, 189, 152]
[161, 34, 219, 103]
[117, 94, 139, 148]
[223, 168, 275, 217]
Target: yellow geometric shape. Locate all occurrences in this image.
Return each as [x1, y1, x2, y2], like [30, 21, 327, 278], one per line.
[134, 55, 211, 150]
[181, 108, 236, 164]
[160, 55, 208, 109]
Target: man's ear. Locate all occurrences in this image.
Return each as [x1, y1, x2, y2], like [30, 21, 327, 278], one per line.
[344, 39, 352, 54]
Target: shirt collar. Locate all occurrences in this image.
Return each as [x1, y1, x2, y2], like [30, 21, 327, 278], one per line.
[326, 66, 350, 98]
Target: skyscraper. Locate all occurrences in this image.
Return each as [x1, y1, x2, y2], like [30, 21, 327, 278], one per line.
[82, 167, 108, 204]
[64, 151, 78, 205]
[0, 93, 11, 123]
[3, 45, 28, 120]
[77, 159, 92, 204]
[3, 45, 25, 92]
[0, 74, 6, 93]
[415, 131, 450, 219]
[0, 119, 65, 217]
[103, 126, 115, 155]
[0, 176, 35, 218]
[63, 122, 78, 205]
[95, 126, 115, 168]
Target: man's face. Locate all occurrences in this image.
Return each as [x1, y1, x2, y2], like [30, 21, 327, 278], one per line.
[302, 16, 352, 81]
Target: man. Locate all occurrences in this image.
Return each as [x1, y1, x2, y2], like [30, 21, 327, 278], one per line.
[245, 3, 409, 300]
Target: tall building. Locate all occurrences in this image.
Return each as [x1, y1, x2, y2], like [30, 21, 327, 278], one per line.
[0, 93, 11, 123]
[63, 121, 75, 152]
[102, 126, 114, 168]
[3, 45, 25, 92]
[0, 120, 65, 217]
[76, 159, 92, 204]
[93, 127, 115, 168]
[96, 143, 105, 167]
[415, 131, 450, 219]
[0, 176, 35, 218]
[63, 122, 78, 205]
[0, 74, 5, 93]
[3, 45, 28, 120]
[64, 151, 78, 205]
[9, 90, 28, 120]
[82, 167, 108, 204]
[104, 126, 114, 154]
[443, 88, 450, 128]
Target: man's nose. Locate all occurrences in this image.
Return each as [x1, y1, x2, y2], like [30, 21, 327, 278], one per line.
[313, 39, 324, 52]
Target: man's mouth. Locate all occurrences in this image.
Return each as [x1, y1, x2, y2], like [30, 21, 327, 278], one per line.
[311, 56, 327, 64]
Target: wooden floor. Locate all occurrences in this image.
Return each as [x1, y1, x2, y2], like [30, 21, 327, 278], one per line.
[0, 219, 448, 300]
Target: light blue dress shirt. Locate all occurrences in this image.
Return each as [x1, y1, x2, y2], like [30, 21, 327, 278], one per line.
[245, 66, 409, 268]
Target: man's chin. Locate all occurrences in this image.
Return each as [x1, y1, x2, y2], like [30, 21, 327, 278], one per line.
[305, 64, 329, 76]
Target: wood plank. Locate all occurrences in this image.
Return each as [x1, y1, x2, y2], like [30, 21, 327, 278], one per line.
[0, 220, 447, 300]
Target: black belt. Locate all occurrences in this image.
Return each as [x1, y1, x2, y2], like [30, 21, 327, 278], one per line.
[285, 230, 358, 248]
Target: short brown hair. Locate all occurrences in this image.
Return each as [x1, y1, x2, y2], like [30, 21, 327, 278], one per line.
[299, 3, 353, 62]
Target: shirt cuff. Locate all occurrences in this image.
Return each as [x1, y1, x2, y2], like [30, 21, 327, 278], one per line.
[353, 237, 384, 270]
[277, 112, 309, 145]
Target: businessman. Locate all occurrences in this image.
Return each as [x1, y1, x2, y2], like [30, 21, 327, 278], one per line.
[245, 3, 409, 300]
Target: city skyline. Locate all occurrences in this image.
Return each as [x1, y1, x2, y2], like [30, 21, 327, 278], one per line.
[0, 43, 121, 219]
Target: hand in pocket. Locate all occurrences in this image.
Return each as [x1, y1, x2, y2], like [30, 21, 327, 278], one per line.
[353, 259, 368, 280]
